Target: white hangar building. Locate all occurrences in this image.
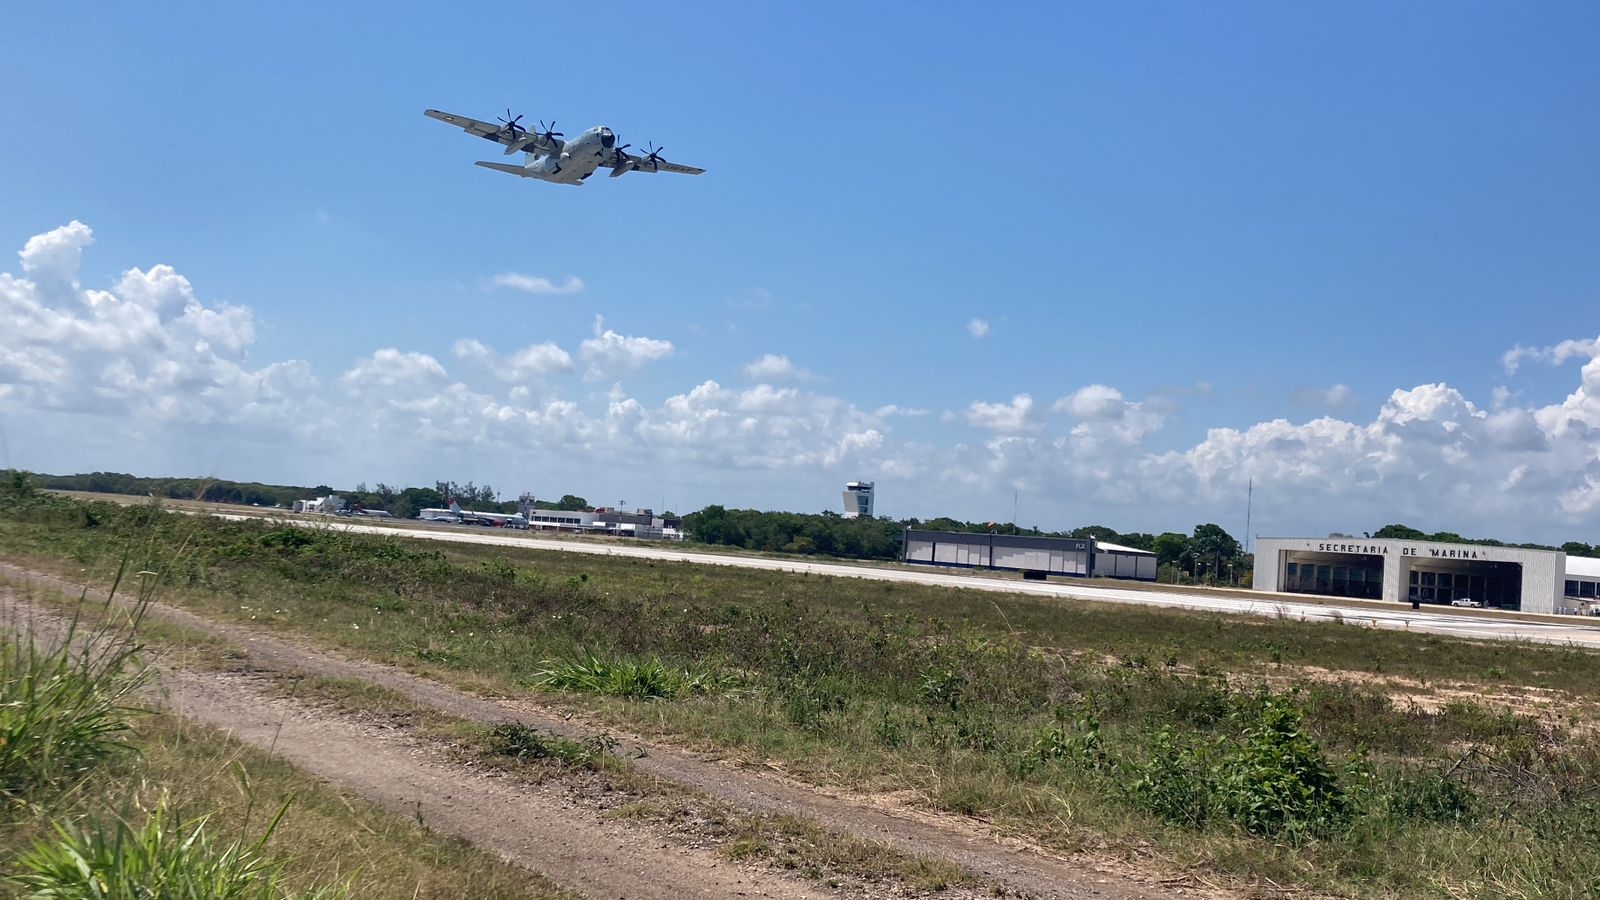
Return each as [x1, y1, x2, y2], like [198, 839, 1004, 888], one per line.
[1253, 536, 1600, 615]
[901, 529, 1158, 581]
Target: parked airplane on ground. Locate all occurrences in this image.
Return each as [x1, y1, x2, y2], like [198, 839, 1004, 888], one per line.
[424, 108, 705, 185]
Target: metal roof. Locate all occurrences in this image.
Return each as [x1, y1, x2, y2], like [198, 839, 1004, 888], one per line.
[1567, 556, 1600, 579]
[1094, 540, 1156, 556]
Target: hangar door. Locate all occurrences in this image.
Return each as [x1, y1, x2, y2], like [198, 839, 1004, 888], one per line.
[1280, 552, 1384, 600]
[1406, 560, 1521, 610]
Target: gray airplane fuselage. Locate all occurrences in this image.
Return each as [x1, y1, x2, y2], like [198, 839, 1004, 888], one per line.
[518, 126, 616, 184]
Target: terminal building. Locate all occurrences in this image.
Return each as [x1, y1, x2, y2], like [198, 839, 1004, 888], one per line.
[901, 529, 1158, 581]
[1253, 536, 1600, 616]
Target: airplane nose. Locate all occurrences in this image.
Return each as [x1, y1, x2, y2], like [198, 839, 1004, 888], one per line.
[601, 132, 615, 149]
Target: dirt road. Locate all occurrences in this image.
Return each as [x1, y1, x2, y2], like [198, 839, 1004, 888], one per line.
[1, 562, 1206, 900]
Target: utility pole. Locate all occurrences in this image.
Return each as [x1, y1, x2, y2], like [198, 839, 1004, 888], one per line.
[1245, 478, 1253, 555]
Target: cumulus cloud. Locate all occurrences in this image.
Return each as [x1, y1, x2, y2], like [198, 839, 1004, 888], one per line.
[743, 354, 814, 382]
[967, 318, 990, 338]
[0, 221, 315, 431]
[874, 404, 929, 418]
[1503, 337, 1599, 375]
[489, 273, 585, 295]
[965, 394, 1039, 433]
[578, 315, 674, 381]
[1053, 384, 1127, 420]
[452, 338, 573, 380]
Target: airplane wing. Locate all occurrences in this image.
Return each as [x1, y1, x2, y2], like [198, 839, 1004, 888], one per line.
[424, 109, 558, 155]
[600, 152, 705, 177]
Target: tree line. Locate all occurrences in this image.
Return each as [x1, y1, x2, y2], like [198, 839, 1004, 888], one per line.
[23, 471, 1598, 568]
[681, 505, 1248, 583]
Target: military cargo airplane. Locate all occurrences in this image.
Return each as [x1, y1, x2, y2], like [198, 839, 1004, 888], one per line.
[424, 108, 705, 185]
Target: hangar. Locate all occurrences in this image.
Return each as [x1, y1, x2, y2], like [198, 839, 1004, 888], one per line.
[1252, 537, 1575, 615]
[901, 529, 1158, 581]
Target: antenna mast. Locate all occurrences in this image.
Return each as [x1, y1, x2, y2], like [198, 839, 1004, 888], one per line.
[1245, 477, 1253, 554]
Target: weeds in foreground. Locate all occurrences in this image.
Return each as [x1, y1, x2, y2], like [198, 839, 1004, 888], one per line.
[483, 722, 619, 768]
[8, 794, 350, 899]
[0, 569, 151, 812]
[533, 652, 739, 700]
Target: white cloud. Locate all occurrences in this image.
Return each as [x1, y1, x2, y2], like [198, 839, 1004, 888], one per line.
[489, 273, 585, 295]
[453, 338, 573, 380]
[1053, 384, 1127, 420]
[965, 394, 1039, 433]
[0, 221, 314, 432]
[874, 404, 929, 418]
[1503, 338, 1598, 375]
[578, 315, 674, 381]
[967, 318, 989, 339]
[743, 354, 814, 382]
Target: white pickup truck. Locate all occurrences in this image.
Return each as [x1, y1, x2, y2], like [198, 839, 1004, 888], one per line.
[1450, 598, 1483, 608]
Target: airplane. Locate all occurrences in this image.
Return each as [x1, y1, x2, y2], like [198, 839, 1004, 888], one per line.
[424, 107, 705, 185]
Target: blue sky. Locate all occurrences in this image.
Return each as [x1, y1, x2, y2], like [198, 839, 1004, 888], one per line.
[3, 1, 1599, 543]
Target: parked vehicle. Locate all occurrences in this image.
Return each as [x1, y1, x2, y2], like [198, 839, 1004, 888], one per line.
[1450, 598, 1483, 608]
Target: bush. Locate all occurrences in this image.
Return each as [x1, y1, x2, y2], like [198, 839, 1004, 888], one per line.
[534, 652, 737, 700]
[1, 603, 149, 810]
[1214, 690, 1351, 839]
[7, 797, 348, 899]
[1128, 689, 1355, 840]
[484, 723, 616, 768]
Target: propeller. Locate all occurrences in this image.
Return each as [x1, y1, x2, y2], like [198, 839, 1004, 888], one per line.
[537, 120, 564, 143]
[495, 109, 526, 138]
[642, 142, 667, 171]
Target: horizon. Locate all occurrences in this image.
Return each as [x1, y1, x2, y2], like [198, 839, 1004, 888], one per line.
[25, 468, 1600, 552]
[4, 2, 1599, 546]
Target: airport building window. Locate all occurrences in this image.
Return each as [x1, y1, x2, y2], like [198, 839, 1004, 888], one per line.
[1569, 580, 1581, 597]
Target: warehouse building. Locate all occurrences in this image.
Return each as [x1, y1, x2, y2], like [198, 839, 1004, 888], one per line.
[1251, 536, 1595, 615]
[901, 529, 1158, 581]
[1563, 556, 1600, 614]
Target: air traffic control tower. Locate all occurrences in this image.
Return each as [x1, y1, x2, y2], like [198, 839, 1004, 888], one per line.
[842, 481, 875, 518]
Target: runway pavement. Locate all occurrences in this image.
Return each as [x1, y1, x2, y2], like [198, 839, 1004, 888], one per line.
[211, 513, 1600, 651]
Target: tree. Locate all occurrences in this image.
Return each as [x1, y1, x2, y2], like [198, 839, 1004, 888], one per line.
[557, 494, 589, 511]
[393, 487, 444, 520]
[1190, 523, 1241, 583]
[1070, 525, 1122, 542]
[1152, 532, 1190, 570]
[1373, 524, 1427, 540]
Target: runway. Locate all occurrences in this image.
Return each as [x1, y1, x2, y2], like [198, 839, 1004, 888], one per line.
[213, 513, 1600, 651]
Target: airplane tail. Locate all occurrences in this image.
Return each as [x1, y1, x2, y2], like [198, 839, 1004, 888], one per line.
[449, 498, 461, 515]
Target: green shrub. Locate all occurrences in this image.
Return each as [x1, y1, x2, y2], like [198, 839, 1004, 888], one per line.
[534, 652, 737, 700]
[1214, 690, 1351, 840]
[7, 797, 348, 899]
[484, 723, 616, 768]
[1383, 770, 1478, 825]
[1128, 726, 1215, 828]
[1, 604, 149, 810]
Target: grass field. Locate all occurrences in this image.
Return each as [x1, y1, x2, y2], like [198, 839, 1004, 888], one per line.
[0, 579, 575, 899]
[6, 481, 1600, 898]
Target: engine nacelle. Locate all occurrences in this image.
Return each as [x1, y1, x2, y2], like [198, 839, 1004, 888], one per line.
[524, 154, 562, 176]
